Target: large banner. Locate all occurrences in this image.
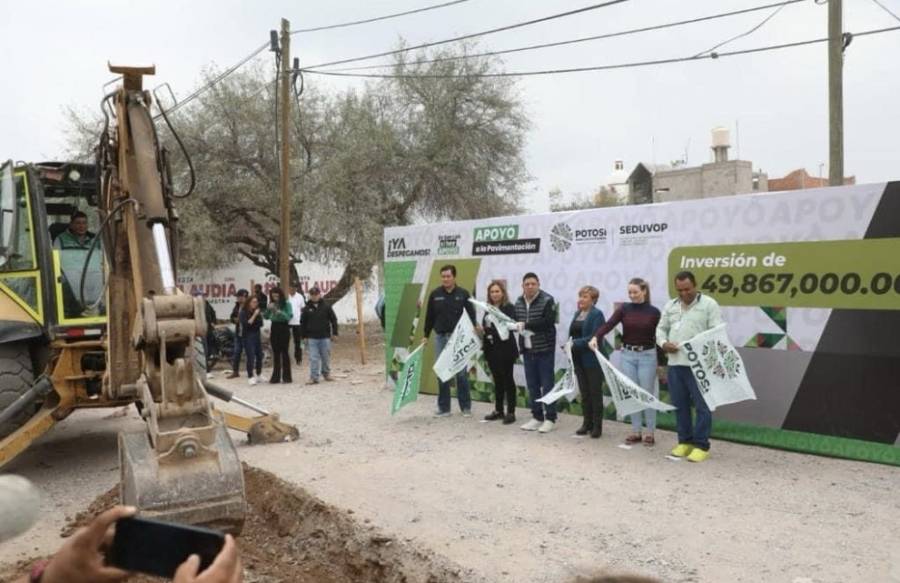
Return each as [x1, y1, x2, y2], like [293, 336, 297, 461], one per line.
[383, 182, 900, 465]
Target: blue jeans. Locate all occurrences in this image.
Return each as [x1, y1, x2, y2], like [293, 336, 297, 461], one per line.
[434, 333, 472, 413]
[243, 331, 262, 378]
[620, 349, 659, 433]
[231, 334, 244, 373]
[523, 350, 556, 422]
[308, 337, 332, 380]
[667, 365, 712, 450]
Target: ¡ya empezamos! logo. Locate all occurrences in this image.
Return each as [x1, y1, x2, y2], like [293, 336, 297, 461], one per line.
[386, 237, 431, 259]
[472, 224, 540, 256]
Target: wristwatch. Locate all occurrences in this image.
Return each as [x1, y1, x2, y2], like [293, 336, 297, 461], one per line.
[29, 559, 48, 583]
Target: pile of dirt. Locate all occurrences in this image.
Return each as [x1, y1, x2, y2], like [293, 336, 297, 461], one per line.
[2, 464, 467, 583]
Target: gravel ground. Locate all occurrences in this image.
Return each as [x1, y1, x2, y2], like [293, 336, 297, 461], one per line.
[2, 333, 899, 582]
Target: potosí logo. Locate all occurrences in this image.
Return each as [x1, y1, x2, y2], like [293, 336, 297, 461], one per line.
[472, 224, 540, 255]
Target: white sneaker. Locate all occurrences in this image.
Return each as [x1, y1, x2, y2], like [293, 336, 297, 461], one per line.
[205, 372, 215, 380]
[520, 418, 542, 431]
[538, 420, 556, 433]
[249, 377, 258, 386]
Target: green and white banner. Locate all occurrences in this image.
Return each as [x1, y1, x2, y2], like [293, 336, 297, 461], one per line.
[537, 342, 579, 405]
[391, 345, 424, 415]
[681, 324, 757, 412]
[384, 182, 900, 465]
[433, 315, 481, 383]
[594, 348, 676, 418]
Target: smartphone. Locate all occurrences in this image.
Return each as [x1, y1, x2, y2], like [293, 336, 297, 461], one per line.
[109, 516, 225, 578]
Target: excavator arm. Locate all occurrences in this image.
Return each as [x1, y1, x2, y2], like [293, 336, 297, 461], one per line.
[99, 66, 243, 532]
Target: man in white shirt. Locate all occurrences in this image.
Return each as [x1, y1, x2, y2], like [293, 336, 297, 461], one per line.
[288, 282, 307, 364]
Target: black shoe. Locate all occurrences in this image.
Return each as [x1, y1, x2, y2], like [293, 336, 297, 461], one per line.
[270, 378, 280, 384]
[502, 414, 516, 425]
[590, 426, 602, 439]
[575, 423, 592, 436]
[484, 411, 503, 421]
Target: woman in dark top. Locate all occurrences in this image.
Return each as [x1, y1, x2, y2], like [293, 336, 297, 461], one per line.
[240, 296, 264, 385]
[568, 285, 606, 438]
[480, 281, 519, 424]
[265, 287, 293, 384]
[589, 277, 662, 446]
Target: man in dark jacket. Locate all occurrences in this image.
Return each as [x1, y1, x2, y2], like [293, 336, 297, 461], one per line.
[300, 287, 338, 384]
[514, 272, 558, 433]
[225, 289, 249, 379]
[422, 265, 476, 417]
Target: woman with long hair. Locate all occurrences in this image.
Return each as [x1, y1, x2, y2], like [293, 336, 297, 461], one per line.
[239, 295, 264, 385]
[265, 286, 293, 384]
[589, 278, 661, 446]
[568, 285, 606, 438]
[480, 280, 519, 424]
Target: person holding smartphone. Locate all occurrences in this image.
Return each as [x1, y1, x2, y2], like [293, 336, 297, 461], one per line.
[15, 506, 243, 583]
[240, 296, 264, 385]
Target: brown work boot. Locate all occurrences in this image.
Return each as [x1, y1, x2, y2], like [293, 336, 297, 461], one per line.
[225, 371, 239, 379]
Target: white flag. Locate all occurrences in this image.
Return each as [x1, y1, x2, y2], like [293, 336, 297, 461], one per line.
[432, 315, 482, 383]
[680, 324, 756, 411]
[592, 348, 675, 419]
[537, 342, 580, 405]
[469, 298, 517, 341]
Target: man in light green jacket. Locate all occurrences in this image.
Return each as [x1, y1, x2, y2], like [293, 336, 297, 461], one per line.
[657, 271, 723, 463]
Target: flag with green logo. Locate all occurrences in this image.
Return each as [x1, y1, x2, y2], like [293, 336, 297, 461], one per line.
[391, 345, 425, 415]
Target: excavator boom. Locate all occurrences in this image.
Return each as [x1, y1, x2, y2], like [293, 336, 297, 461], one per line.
[101, 65, 245, 532]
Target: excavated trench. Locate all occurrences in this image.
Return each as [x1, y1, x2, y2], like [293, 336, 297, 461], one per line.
[3, 465, 467, 583]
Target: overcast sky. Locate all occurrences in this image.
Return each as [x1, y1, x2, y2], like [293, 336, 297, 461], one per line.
[2, 0, 898, 213]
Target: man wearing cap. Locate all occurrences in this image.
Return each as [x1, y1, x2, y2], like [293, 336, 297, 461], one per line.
[225, 289, 249, 379]
[300, 286, 338, 384]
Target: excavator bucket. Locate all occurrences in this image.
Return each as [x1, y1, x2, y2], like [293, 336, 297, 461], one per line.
[119, 422, 246, 533]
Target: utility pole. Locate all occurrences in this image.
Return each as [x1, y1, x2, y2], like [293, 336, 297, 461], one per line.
[828, 0, 843, 186]
[278, 18, 292, 287]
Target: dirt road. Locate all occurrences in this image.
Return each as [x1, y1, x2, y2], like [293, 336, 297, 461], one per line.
[2, 333, 898, 582]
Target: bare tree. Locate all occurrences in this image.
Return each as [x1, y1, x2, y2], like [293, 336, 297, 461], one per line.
[66, 44, 530, 303]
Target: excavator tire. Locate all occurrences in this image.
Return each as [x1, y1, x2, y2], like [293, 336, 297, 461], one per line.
[0, 343, 36, 439]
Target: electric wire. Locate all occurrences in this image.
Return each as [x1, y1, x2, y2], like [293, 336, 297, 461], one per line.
[303, 0, 629, 70]
[290, 0, 470, 34]
[299, 25, 900, 79]
[870, 0, 900, 22]
[692, 0, 796, 58]
[151, 1, 471, 119]
[321, 0, 808, 73]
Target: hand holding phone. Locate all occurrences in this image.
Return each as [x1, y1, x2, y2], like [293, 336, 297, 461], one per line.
[109, 516, 228, 579]
[174, 534, 242, 583]
[40, 506, 136, 583]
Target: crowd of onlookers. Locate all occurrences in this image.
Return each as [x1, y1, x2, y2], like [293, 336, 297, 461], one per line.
[202, 282, 338, 386]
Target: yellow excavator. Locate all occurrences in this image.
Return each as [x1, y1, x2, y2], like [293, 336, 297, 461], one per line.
[0, 65, 296, 532]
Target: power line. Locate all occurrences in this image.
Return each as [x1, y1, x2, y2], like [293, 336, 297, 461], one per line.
[322, 0, 808, 73]
[304, 0, 629, 70]
[154, 1, 472, 118]
[299, 25, 900, 79]
[692, 0, 796, 58]
[154, 42, 269, 119]
[290, 0, 470, 34]
[870, 0, 900, 22]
